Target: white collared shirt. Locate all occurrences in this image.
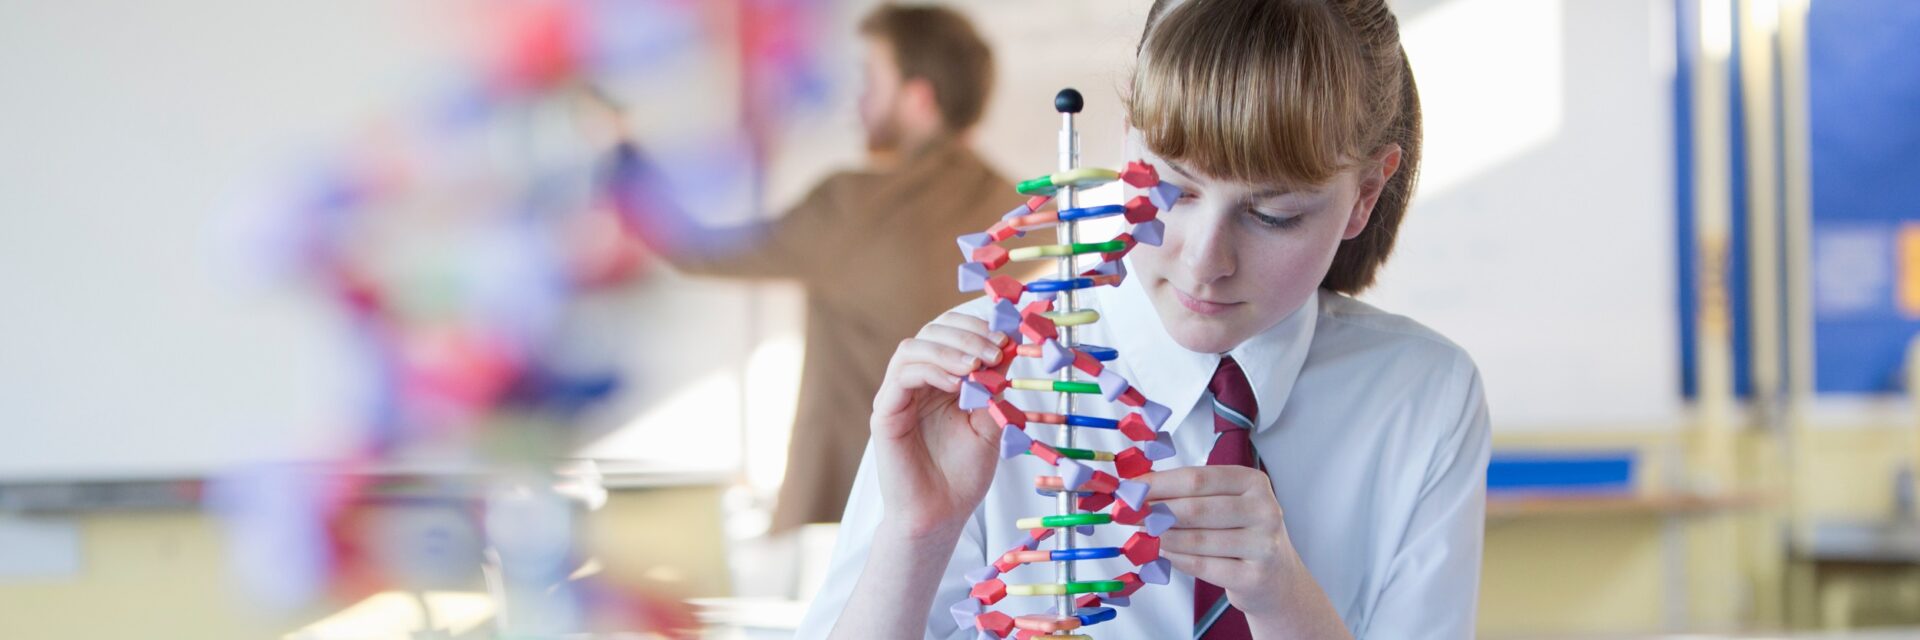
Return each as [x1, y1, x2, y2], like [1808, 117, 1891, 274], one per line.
[795, 271, 1491, 639]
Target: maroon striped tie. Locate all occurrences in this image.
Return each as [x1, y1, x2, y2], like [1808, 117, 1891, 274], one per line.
[1195, 356, 1257, 639]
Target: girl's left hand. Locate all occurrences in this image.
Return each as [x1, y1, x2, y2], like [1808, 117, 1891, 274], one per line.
[1141, 465, 1303, 618]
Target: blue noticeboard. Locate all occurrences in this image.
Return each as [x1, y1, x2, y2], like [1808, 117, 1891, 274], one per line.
[1677, 0, 1920, 397]
[1807, 1, 1920, 394]
[1487, 451, 1637, 495]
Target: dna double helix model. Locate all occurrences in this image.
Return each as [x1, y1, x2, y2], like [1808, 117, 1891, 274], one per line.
[946, 89, 1186, 639]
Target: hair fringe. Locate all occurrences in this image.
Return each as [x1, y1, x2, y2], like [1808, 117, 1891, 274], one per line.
[1129, 0, 1422, 294]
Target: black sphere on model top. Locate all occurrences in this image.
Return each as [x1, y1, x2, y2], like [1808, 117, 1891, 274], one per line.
[1054, 88, 1083, 114]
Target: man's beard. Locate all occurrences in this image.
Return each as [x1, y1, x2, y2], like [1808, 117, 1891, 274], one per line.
[864, 100, 904, 155]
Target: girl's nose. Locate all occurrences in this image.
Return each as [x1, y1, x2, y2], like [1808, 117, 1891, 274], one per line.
[1179, 211, 1235, 285]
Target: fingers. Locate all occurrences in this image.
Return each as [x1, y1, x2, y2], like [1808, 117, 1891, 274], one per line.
[1162, 550, 1246, 589]
[923, 312, 1008, 363]
[899, 362, 962, 393]
[931, 311, 993, 336]
[917, 323, 1005, 367]
[885, 314, 1009, 380]
[1161, 527, 1275, 561]
[965, 406, 1002, 441]
[889, 337, 984, 379]
[872, 312, 1007, 419]
[872, 362, 959, 416]
[1153, 495, 1256, 529]
[1143, 466, 1269, 500]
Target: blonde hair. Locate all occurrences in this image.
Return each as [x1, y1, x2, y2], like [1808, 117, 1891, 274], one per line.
[1128, 0, 1421, 293]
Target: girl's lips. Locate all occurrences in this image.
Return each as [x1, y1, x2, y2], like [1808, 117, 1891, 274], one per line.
[1172, 286, 1239, 316]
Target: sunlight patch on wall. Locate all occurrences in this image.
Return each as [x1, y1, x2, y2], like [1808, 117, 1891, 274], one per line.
[1402, 0, 1565, 198]
[580, 371, 742, 473]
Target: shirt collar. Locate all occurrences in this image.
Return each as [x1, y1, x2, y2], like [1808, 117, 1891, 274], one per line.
[1228, 287, 1318, 432]
[1098, 268, 1319, 434]
[896, 133, 963, 169]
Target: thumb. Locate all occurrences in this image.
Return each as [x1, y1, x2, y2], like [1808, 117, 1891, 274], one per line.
[967, 408, 1002, 445]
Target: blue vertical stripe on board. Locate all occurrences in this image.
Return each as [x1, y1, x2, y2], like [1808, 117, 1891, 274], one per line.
[1726, 0, 1754, 399]
[1674, 0, 1697, 398]
[1673, 0, 1754, 399]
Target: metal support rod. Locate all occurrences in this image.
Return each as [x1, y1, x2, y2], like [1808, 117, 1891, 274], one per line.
[1052, 104, 1080, 628]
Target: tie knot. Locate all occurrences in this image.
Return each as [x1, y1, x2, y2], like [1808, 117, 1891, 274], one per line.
[1208, 356, 1244, 396]
[1208, 356, 1257, 433]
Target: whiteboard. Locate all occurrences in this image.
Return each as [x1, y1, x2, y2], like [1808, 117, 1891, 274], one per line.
[1364, 0, 1684, 430]
[0, 0, 444, 480]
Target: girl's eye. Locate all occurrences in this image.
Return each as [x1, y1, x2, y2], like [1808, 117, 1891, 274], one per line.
[1250, 210, 1304, 229]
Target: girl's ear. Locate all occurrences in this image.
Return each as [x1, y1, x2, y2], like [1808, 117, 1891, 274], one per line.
[1344, 144, 1402, 240]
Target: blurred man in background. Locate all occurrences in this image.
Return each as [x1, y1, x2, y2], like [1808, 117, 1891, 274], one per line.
[606, 4, 1020, 532]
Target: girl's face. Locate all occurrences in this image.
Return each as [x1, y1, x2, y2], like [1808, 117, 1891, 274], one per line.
[1125, 130, 1399, 354]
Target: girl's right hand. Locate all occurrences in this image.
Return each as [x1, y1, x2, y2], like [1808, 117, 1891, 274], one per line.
[869, 312, 1010, 538]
